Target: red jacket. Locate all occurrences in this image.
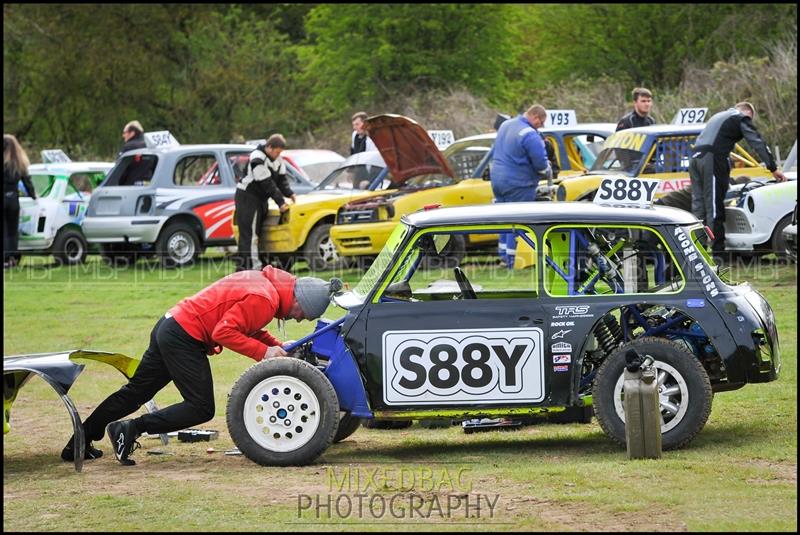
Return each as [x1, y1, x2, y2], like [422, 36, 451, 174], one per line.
[168, 266, 296, 362]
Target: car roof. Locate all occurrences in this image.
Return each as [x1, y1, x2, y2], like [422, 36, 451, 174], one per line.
[613, 124, 703, 136]
[282, 149, 346, 166]
[541, 123, 617, 134]
[28, 162, 114, 174]
[402, 202, 699, 228]
[122, 143, 257, 155]
[340, 150, 386, 167]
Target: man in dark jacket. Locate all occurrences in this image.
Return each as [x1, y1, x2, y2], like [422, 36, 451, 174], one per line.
[60, 265, 343, 465]
[616, 88, 655, 131]
[235, 134, 296, 271]
[118, 120, 146, 158]
[689, 102, 786, 256]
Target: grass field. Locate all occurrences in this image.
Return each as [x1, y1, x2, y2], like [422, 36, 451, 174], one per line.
[3, 254, 797, 531]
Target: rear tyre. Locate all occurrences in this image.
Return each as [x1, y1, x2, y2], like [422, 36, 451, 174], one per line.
[770, 215, 792, 258]
[593, 336, 712, 450]
[157, 222, 200, 268]
[52, 228, 88, 265]
[227, 358, 339, 466]
[304, 223, 348, 272]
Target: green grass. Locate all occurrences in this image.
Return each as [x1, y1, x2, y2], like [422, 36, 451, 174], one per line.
[3, 254, 797, 531]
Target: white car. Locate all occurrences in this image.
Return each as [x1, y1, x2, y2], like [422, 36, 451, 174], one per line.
[724, 142, 797, 256]
[18, 161, 113, 264]
[277, 149, 346, 184]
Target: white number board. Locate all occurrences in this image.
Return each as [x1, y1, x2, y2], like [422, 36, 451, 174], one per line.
[594, 176, 661, 208]
[671, 107, 707, 125]
[544, 109, 577, 127]
[427, 130, 455, 150]
[144, 131, 180, 149]
[382, 327, 545, 405]
[245, 138, 266, 146]
[40, 149, 71, 163]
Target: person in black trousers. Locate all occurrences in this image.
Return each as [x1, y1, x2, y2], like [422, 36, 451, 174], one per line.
[235, 133, 296, 271]
[3, 134, 36, 268]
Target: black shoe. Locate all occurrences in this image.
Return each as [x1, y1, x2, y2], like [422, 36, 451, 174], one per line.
[107, 420, 141, 466]
[61, 439, 104, 462]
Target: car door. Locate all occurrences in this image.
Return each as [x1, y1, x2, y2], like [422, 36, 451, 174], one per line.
[356, 224, 550, 412]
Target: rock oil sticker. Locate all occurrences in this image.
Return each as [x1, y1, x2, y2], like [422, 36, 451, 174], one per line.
[382, 328, 544, 405]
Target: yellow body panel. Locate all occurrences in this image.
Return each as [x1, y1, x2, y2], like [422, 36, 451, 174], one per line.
[330, 178, 496, 256]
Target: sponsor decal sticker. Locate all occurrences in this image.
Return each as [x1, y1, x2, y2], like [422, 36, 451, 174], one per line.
[551, 342, 572, 353]
[551, 329, 571, 339]
[553, 305, 594, 319]
[674, 227, 719, 297]
[553, 365, 569, 373]
[686, 299, 705, 308]
[550, 321, 575, 327]
[553, 354, 571, 364]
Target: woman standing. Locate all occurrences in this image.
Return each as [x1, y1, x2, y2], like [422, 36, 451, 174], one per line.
[3, 134, 37, 268]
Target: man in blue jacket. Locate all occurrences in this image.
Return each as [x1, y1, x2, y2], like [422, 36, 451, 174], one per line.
[491, 104, 551, 267]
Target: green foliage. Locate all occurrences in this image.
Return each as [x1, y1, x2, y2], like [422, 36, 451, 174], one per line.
[2, 3, 797, 160]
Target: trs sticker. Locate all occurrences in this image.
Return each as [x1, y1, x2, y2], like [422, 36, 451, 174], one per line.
[382, 328, 544, 405]
[552, 329, 571, 339]
[553, 354, 571, 364]
[553, 305, 594, 319]
[553, 365, 570, 372]
[674, 227, 719, 297]
[551, 342, 573, 353]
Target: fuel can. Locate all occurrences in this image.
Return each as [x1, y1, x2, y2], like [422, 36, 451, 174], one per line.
[623, 355, 662, 459]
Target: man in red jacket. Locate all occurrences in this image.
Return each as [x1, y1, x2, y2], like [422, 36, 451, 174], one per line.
[61, 266, 343, 466]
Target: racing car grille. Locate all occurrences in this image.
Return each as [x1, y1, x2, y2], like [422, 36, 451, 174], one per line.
[338, 237, 372, 249]
[337, 210, 377, 224]
[724, 208, 751, 234]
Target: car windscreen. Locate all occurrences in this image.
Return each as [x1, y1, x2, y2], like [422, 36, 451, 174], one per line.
[590, 147, 645, 175]
[315, 164, 385, 191]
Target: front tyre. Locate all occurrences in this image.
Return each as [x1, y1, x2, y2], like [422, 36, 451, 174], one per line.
[52, 227, 88, 265]
[156, 222, 200, 268]
[227, 358, 339, 466]
[593, 336, 712, 450]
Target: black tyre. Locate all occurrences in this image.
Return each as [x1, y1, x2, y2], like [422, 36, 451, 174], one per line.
[363, 419, 413, 430]
[303, 223, 348, 272]
[770, 214, 792, 258]
[227, 358, 339, 466]
[593, 336, 713, 450]
[100, 243, 139, 267]
[156, 222, 200, 268]
[51, 227, 88, 265]
[333, 412, 362, 443]
[548, 405, 594, 424]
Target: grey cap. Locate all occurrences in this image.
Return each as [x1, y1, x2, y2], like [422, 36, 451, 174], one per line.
[294, 277, 344, 319]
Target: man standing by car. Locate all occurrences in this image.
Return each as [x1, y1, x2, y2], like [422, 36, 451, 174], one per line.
[616, 88, 655, 131]
[60, 265, 343, 465]
[689, 102, 786, 258]
[235, 134, 296, 271]
[350, 111, 377, 154]
[491, 104, 551, 268]
[118, 120, 146, 158]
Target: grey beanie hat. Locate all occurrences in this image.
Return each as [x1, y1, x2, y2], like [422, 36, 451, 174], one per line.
[294, 277, 344, 319]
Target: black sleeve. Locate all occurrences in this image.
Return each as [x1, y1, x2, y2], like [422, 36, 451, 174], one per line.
[275, 170, 295, 199]
[545, 139, 560, 178]
[263, 175, 286, 208]
[21, 173, 36, 199]
[739, 117, 777, 172]
[615, 114, 631, 132]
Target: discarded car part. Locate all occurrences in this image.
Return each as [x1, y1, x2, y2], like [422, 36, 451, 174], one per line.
[177, 429, 219, 442]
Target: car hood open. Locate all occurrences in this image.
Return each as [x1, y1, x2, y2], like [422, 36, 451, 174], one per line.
[365, 114, 455, 186]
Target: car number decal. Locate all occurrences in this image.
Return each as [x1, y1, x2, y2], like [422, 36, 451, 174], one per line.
[594, 177, 660, 208]
[382, 328, 544, 405]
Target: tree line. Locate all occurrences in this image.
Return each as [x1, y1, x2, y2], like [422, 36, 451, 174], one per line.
[3, 3, 797, 160]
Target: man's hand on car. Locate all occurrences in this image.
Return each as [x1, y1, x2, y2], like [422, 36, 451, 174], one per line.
[264, 345, 288, 359]
[279, 203, 290, 213]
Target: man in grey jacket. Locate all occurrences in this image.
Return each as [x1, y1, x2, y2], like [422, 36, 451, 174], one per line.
[688, 102, 786, 257]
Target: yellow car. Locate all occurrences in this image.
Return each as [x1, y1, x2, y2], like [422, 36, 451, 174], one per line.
[555, 124, 773, 202]
[331, 123, 616, 260]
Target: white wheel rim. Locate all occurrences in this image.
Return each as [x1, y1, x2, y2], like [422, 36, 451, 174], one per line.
[613, 361, 690, 434]
[243, 375, 321, 453]
[168, 231, 195, 263]
[318, 235, 338, 263]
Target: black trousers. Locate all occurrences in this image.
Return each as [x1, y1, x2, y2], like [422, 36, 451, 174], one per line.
[234, 189, 266, 271]
[81, 315, 215, 441]
[4, 193, 20, 262]
[689, 152, 730, 253]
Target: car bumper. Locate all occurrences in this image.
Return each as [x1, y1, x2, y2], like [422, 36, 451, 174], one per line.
[783, 225, 797, 261]
[330, 221, 397, 256]
[82, 216, 166, 244]
[724, 207, 771, 251]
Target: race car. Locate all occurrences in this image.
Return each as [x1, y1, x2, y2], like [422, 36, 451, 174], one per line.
[81, 136, 315, 267]
[555, 124, 774, 202]
[16, 154, 113, 265]
[330, 118, 615, 262]
[225, 177, 780, 466]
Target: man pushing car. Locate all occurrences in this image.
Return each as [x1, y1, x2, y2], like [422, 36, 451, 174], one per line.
[61, 266, 342, 466]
